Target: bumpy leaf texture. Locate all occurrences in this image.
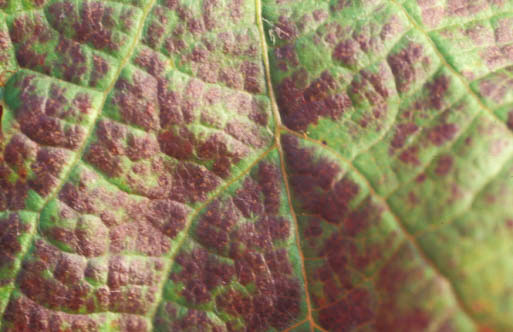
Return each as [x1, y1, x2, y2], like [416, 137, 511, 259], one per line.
[1, 0, 513, 331]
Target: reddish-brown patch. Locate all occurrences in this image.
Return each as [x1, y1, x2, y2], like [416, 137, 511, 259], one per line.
[47, 1, 126, 52]
[427, 123, 458, 146]
[447, 0, 488, 17]
[154, 303, 225, 332]
[277, 70, 351, 131]
[391, 123, 419, 150]
[116, 315, 149, 332]
[374, 246, 432, 331]
[426, 76, 450, 110]
[145, 199, 190, 238]
[435, 154, 454, 176]
[28, 148, 67, 196]
[333, 39, 359, 67]
[399, 146, 420, 165]
[134, 48, 166, 78]
[0, 131, 40, 210]
[90, 54, 110, 87]
[350, 65, 392, 106]
[158, 128, 195, 160]
[112, 72, 159, 131]
[388, 43, 429, 93]
[0, 214, 30, 286]
[257, 162, 281, 214]
[3, 295, 101, 332]
[507, 110, 513, 130]
[318, 288, 374, 330]
[274, 44, 299, 72]
[160, 161, 299, 330]
[282, 135, 361, 223]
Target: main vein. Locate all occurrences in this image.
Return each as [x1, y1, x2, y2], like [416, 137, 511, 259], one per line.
[254, 1, 317, 331]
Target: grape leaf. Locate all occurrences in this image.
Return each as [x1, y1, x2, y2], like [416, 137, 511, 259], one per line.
[1, 0, 513, 331]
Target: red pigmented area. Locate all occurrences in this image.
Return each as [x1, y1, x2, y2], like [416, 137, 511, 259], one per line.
[85, 58, 270, 199]
[350, 64, 393, 107]
[374, 245, 433, 331]
[426, 75, 450, 110]
[277, 70, 352, 131]
[155, 303, 225, 332]
[47, 1, 132, 53]
[507, 110, 513, 130]
[17, 238, 165, 316]
[427, 123, 458, 146]
[447, 0, 488, 17]
[9, 12, 111, 88]
[388, 42, 431, 93]
[155, 162, 301, 330]
[477, 69, 513, 104]
[112, 71, 160, 131]
[281, 135, 441, 331]
[3, 295, 101, 332]
[282, 135, 362, 223]
[391, 123, 419, 151]
[399, 146, 420, 165]
[0, 75, 96, 208]
[0, 134, 36, 211]
[56, 167, 191, 249]
[12, 75, 92, 150]
[318, 288, 375, 330]
[435, 154, 454, 176]
[333, 39, 360, 68]
[0, 214, 31, 286]
[10, 14, 52, 74]
[143, 2, 264, 93]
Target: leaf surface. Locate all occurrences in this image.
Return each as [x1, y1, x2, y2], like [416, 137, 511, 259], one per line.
[1, 0, 513, 331]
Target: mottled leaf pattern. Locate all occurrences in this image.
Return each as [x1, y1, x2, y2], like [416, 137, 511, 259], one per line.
[0, 0, 512, 331]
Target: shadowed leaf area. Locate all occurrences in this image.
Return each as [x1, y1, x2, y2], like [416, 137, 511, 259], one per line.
[1, 0, 513, 331]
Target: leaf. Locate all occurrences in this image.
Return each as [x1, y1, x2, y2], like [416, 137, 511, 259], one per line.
[0, 0, 512, 331]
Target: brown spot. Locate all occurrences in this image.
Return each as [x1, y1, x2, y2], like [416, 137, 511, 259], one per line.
[240, 61, 263, 93]
[258, 162, 281, 213]
[399, 146, 420, 165]
[435, 155, 454, 176]
[278, 71, 351, 131]
[391, 123, 418, 150]
[154, 303, 224, 331]
[0, 214, 31, 285]
[507, 110, 513, 130]
[90, 54, 110, 87]
[447, 0, 488, 17]
[158, 160, 299, 330]
[158, 129, 195, 160]
[29, 148, 67, 196]
[427, 123, 457, 146]
[388, 43, 428, 93]
[333, 39, 359, 67]
[318, 289, 374, 330]
[275, 44, 299, 71]
[172, 163, 220, 203]
[282, 135, 361, 223]
[47, 1, 125, 52]
[416, 173, 427, 183]
[426, 76, 450, 110]
[112, 72, 159, 131]
[145, 200, 190, 238]
[233, 178, 264, 218]
[3, 295, 101, 332]
[373, 245, 434, 331]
